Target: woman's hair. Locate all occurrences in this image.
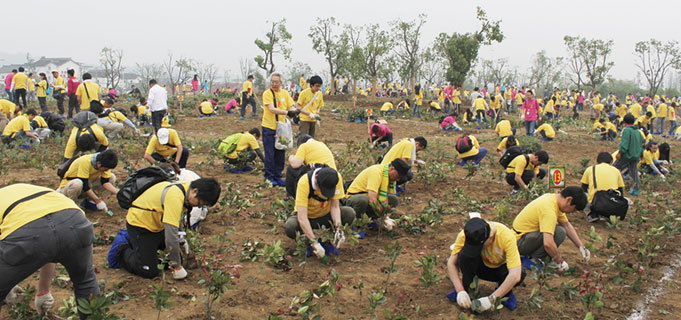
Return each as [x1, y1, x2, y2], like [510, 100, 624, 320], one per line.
[507, 135, 517, 146]
[193, 74, 198, 80]
[39, 73, 46, 80]
[414, 85, 421, 95]
[658, 142, 671, 161]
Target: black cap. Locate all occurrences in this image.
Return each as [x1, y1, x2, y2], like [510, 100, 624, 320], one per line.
[390, 158, 411, 180]
[461, 218, 490, 258]
[316, 167, 339, 199]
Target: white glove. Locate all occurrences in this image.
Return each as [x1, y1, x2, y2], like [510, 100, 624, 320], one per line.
[473, 296, 493, 312]
[579, 246, 591, 262]
[6, 285, 24, 304]
[333, 229, 345, 249]
[383, 217, 395, 231]
[182, 241, 190, 255]
[660, 174, 666, 181]
[557, 260, 569, 272]
[415, 159, 426, 166]
[456, 290, 471, 308]
[34, 292, 54, 314]
[310, 113, 318, 119]
[172, 266, 187, 280]
[96, 200, 108, 211]
[312, 241, 325, 259]
[35, 138, 41, 144]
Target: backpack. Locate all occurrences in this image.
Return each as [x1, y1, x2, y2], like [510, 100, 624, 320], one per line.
[499, 147, 529, 169]
[42, 112, 65, 133]
[117, 166, 177, 210]
[285, 164, 329, 200]
[72, 111, 97, 136]
[455, 135, 473, 153]
[57, 154, 83, 179]
[217, 133, 243, 157]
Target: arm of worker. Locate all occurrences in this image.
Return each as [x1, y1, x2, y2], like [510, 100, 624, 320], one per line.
[543, 232, 563, 264]
[26, 131, 39, 140]
[77, 94, 82, 105]
[122, 119, 138, 131]
[266, 102, 291, 116]
[288, 155, 304, 169]
[515, 174, 528, 190]
[255, 149, 265, 162]
[37, 263, 56, 296]
[560, 220, 585, 249]
[446, 254, 466, 293]
[101, 178, 119, 195]
[491, 266, 522, 299]
[144, 153, 156, 165]
[296, 206, 317, 241]
[329, 199, 342, 228]
[174, 144, 183, 164]
[164, 223, 182, 267]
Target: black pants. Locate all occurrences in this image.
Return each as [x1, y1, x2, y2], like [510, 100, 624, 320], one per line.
[240, 92, 257, 117]
[506, 169, 547, 190]
[152, 147, 190, 168]
[457, 252, 525, 295]
[68, 94, 80, 118]
[38, 97, 47, 112]
[55, 93, 65, 115]
[14, 89, 27, 108]
[371, 132, 393, 148]
[117, 223, 165, 279]
[151, 110, 165, 135]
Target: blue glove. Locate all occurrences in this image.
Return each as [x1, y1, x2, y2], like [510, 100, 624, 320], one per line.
[351, 226, 365, 239]
[446, 289, 458, 302]
[502, 292, 517, 310]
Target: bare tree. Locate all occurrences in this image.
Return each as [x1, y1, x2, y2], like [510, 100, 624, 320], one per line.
[239, 58, 256, 80]
[563, 36, 586, 88]
[134, 63, 165, 94]
[528, 50, 564, 96]
[309, 17, 349, 94]
[163, 52, 195, 95]
[634, 39, 681, 96]
[391, 14, 427, 93]
[100, 47, 124, 89]
[197, 62, 219, 92]
[254, 19, 292, 76]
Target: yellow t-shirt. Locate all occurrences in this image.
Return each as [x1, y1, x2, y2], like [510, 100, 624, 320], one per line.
[473, 97, 487, 111]
[227, 132, 260, 159]
[346, 164, 385, 195]
[63, 125, 109, 159]
[2, 116, 31, 137]
[105, 110, 128, 123]
[12, 73, 28, 90]
[261, 88, 294, 130]
[37, 80, 48, 97]
[490, 94, 502, 110]
[657, 103, 668, 118]
[515, 93, 524, 104]
[635, 116, 651, 127]
[512, 193, 569, 239]
[137, 104, 148, 117]
[506, 154, 538, 175]
[536, 123, 556, 138]
[414, 91, 423, 105]
[126, 182, 190, 232]
[639, 150, 655, 166]
[0, 99, 16, 117]
[593, 103, 604, 111]
[297, 88, 324, 122]
[615, 104, 628, 118]
[380, 139, 413, 166]
[458, 135, 480, 159]
[75, 81, 101, 111]
[430, 101, 441, 110]
[58, 154, 112, 188]
[497, 136, 516, 152]
[242, 80, 253, 96]
[199, 101, 214, 114]
[295, 171, 344, 219]
[145, 129, 182, 157]
[451, 222, 521, 269]
[299, 76, 308, 90]
[452, 90, 462, 104]
[646, 105, 657, 118]
[380, 102, 393, 111]
[543, 100, 555, 114]
[581, 163, 625, 202]
[293, 140, 336, 169]
[495, 120, 513, 138]
[54, 76, 65, 93]
[0, 184, 83, 240]
[28, 79, 36, 91]
[29, 115, 48, 128]
[629, 103, 642, 117]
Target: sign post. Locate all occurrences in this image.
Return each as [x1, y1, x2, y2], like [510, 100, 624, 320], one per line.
[178, 95, 184, 112]
[548, 166, 566, 189]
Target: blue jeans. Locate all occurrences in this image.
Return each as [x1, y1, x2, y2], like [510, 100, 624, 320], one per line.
[525, 120, 536, 136]
[460, 147, 488, 165]
[476, 110, 486, 124]
[669, 120, 678, 135]
[656, 117, 665, 133]
[262, 127, 285, 180]
[412, 104, 422, 117]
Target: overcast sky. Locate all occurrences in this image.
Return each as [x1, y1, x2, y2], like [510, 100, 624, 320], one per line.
[3, 0, 680, 83]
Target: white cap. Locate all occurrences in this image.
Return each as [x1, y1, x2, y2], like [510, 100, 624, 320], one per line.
[157, 128, 170, 144]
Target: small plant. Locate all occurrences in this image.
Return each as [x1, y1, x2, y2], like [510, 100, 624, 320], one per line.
[150, 251, 174, 320]
[584, 226, 602, 256]
[8, 284, 37, 320]
[414, 253, 441, 288]
[240, 237, 262, 262]
[382, 240, 403, 291]
[198, 252, 235, 320]
[288, 269, 342, 320]
[367, 291, 387, 318]
[605, 215, 622, 229]
[578, 269, 605, 310]
[523, 288, 543, 312]
[529, 257, 559, 290]
[259, 240, 291, 271]
[77, 294, 121, 320]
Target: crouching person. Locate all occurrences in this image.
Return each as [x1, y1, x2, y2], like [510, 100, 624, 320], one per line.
[219, 128, 264, 173]
[1, 108, 41, 144]
[505, 150, 549, 193]
[344, 159, 411, 230]
[57, 149, 119, 211]
[0, 184, 99, 319]
[144, 128, 190, 169]
[115, 178, 221, 279]
[447, 218, 524, 312]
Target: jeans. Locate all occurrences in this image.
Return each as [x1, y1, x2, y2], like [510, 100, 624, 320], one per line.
[655, 117, 665, 133]
[476, 110, 486, 124]
[614, 159, 640, 191]
[443, 99, 451, 114]
[151, 147, 189, 168]
[411, 104, 422, 117]
[460, 147, 488, 165]
[68, 94, 80, 118]
[240, 92, 257, 117]
[38, 97, 47, 112]
[55, 93, 65, 115]
[669, 120, 678, 135]
[524, 120, 537, 136]
[4, 89, 13, 102]
[151, 110, 166, 135]
[299, 121, 316, 137]
[117, 222, 165, 279]
[14, 88, 27, 107]
[262, 126, 285, 180]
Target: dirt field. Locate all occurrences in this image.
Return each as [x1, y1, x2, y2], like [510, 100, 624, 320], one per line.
[2, 95, 681, 320]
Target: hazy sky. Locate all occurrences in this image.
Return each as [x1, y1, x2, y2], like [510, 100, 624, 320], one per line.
[4, 0, 680, 82]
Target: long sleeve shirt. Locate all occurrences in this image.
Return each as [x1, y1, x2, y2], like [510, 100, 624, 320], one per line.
[147, 84, 168, 112]
[67, 76, 80, 96]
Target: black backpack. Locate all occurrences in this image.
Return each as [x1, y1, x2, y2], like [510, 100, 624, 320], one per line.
[72, 111, 97, 136]
[455, 135, 473, 153]
[499, 147, 529, 169]
[42, 112, 65, 133]
[57, 154, 85, 179]
[285, 164, 329, 200]
[117, 166, 177, 209]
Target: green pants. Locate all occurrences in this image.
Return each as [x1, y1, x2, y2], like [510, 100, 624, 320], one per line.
[343, 194, 399, 219]
[284, 206, 355, 239]
[517, 226, 566, 259]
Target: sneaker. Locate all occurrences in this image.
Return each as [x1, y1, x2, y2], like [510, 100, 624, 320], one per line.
[80, 200, 98, 210]
[275, 178, 286, 186]
[107, 229, 130, 269]
[242, 166, 253, 172]
[250, 114, 258, 118]
[239, 116, 251, 121]
[629, 188, 639, 196]
[223, 164, 230, 170]
[265, 178, 278, 186]
[229, 168, 243, 174]
[586, 213, 600, 223]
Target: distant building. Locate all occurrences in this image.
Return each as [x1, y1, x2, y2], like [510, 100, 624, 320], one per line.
[0, 57, 84, 88]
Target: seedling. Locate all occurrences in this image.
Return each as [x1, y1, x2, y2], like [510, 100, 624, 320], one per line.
[382, 240, 402, 291]
[414, 253, 441, 288]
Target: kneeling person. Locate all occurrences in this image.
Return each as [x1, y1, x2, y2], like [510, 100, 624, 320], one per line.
[505, 150, 549, 191]
[57, 149, 119, 211]
[221, 128, 264, 173]
[145, 128, 190, 169]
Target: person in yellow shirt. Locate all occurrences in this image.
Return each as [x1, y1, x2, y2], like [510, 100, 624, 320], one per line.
[283, 167, 355, 260]
[446, 218, 524, 312]
[411, 85, 424, 118]
[614, 102, 628, 119]
[98, 98, 140, 138]
[580, 152, 626, 222]
[590, 118, 617, 141]
[50, 70, 66, 115]
[629, 101, 642, 117]
[452, 87, 462, 114]
[295, 75, 324, 137]
[1, 108, 40, 144]
[36, 73, 48, 112]
[285, 134, 338, 197]
[114, 178, 221, 279]
[0, 99, 17, 120]
[543, 97, 556, 120]
[57, 150, 119, 211]
[75, 73, 100, 112]
[0, 184, 100, 317]
[495, 119, 515, 139]
[379, 136, 428, 182]
[63, 114, 109, 161]
[490, 93, 503, 123]
[535, 122, 556, 141]
[505, 150, 549, 191]
[27, 112, 51, 140]
[473, 96, 488, 127]
[221, 128, 264, 173]
[11, 67, 29, 108]
[428, 100, 442, 114]
[144, 128, 189, 169]
[639, 142, 667, 178]
[592, 102, 604, 120]
[240, 75, 257, 120]
[380, 101, 394, 116]
[456, 134, 488, 166]
[668, 102, 678, 136]
[512, 187, 589, 271]
[496, 135, 518, 157]
[634, 112, 653, 131]
[655, 98, 668, 134]
[299, 74, 308, 90]
[197, 98, 217, 117]
[262, 73, 297, 186]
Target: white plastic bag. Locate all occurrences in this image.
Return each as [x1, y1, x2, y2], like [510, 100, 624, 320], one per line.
[275, 118, 294, 150]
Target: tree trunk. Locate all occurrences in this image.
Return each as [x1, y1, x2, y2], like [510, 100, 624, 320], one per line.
[352, 79, 357, 97]
[372, 76, 377, 97]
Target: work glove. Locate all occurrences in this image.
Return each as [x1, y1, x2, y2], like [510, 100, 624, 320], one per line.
[473, 295, 494, 312]
[383, 217, 395, 231]
[333, 229, 345, 249]
[309, 113, 319, 120]
[172, 266, 187, 280]
[96, 200, 108, 211]
[415, 159, 426, 166]
[34, 291, 54, 314]
[579, 246, 591, 262]
[6, 285, 24, 304]
[286, 110, 299, 118]
[557, 260, 569, 272]
[660, 174, 666, 181]
[312, 241, 325, 259]
[35, 138, 41, 144]
[456, 290, 471, 308]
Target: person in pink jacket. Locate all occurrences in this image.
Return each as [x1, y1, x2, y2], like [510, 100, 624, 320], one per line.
[224, 97, 240, 113]
[369, 122, 393, 149]
[522, 90, 541, 136]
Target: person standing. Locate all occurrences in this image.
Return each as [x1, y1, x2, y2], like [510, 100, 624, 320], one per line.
[67, 69, 81, 118]
[240, 75, 257, 120]
[75, 73, 100, 112]
[51, 70, 66, 116]
[28, 73, 37, 107]
[522, 90, 540, 136]
[12, 67, 29, 108]
[295, 75, 324, 137]
[261, 73, 297, 186]
[147, 79, 168, 135]
[191, 74, 199, 92]
[36, 73, 48, 112]
[4, 69, 16, 102]
[613, 114, 643, 196]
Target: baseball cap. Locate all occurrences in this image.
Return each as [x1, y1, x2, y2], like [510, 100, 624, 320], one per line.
[390, 158, 411, 180]
[51, 69, 58, 73]
[461, 218, 491, 258]
[157, 128, 170, 145]
[316, 167, 339, 199]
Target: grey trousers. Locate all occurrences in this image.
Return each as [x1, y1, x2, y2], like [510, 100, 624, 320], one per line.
[343, 193, 399, 219]
[517, 226, 566, 259]
[284, 207, 356, 239]
[0, 209, 99, 311]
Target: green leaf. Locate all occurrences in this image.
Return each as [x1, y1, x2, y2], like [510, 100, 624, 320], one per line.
[584, 311, 595, 320]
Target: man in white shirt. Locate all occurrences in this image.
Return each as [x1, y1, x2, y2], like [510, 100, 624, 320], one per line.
[147, 79, 168, 135]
